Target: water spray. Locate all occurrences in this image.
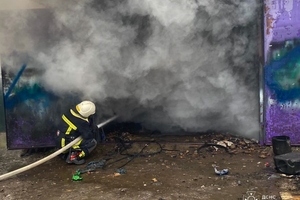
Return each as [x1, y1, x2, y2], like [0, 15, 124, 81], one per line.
[0, 115, 118, 181]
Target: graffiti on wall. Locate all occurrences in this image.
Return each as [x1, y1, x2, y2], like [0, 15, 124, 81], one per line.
[264, 0, 300, 144]
[2, 65, 62, 149]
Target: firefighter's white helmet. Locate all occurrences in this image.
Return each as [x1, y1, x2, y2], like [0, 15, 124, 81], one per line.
[76, 101, 96, 118]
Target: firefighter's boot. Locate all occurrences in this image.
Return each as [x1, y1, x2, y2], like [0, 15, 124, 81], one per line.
[66, 150, 85, 165]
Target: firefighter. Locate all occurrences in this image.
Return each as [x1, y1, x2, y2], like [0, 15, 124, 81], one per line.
[56, 100, 98, 165]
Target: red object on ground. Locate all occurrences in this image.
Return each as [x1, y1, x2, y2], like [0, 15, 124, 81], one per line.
[265, 162, 270, 167]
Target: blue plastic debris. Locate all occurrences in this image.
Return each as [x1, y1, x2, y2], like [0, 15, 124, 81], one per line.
[116, 168, 127, 174]
[212, 164, 229, 175]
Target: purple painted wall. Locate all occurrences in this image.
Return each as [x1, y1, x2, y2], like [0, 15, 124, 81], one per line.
[1, 66, 63, 149]
[264, 0, 300, 145]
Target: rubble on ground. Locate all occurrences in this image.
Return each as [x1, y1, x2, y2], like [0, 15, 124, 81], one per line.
[104, 131, 273, 159]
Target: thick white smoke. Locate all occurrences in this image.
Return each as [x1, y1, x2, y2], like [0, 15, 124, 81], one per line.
[0, 0, 261, 139]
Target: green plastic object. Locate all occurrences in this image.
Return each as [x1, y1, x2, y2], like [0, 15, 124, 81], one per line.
[72, 170, 83, 181]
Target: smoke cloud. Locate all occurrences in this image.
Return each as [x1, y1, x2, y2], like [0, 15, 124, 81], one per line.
[0, 0, 261, 139]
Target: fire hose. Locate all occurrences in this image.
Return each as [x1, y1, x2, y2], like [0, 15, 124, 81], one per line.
[0, 115, 118, 181]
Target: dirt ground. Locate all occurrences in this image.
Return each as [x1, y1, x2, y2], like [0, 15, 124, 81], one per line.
[0, 131, 300, 200]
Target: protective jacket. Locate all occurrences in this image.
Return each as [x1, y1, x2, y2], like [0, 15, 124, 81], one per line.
[56, 101, 97, 165]
[58, 107, 95, 148]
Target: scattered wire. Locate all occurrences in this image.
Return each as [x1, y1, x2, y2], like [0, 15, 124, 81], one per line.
[78, 160, 107, 174]
[79, 136, 166, 173]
